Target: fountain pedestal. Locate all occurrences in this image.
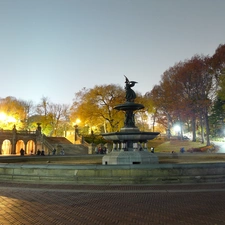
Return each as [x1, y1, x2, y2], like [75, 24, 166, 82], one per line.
[102, 149, 159, 165]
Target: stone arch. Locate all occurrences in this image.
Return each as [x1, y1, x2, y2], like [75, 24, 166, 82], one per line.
[26, 140, 35, 155]
[16, 140, 25, 155]
[2, 139, 12, 155]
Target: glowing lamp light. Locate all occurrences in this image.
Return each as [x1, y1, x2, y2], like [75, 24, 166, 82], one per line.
[75, 119, 81, 124]
[173, 125, 181, 132]
[73, 119, 81, 126]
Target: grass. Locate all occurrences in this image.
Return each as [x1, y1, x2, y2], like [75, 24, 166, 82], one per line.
[148, 138, 207, 153]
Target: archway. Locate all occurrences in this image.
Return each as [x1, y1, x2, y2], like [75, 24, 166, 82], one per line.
[16, 140, 25, 155]
[2, 140, 12, 155]
[27, 140, 35, 155]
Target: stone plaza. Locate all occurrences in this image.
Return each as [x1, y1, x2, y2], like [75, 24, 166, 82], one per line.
[0, 181, 225, 225]
[0, 151, 225, 225]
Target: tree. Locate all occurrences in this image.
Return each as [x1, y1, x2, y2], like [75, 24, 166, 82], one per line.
[147, 62, 186, 137]
[148, 55, 217, 145]
[19, 100, 35, 130]
[134, 92, 154, 131]
[48, 103, 70, 136]
[35, 97, 52, 134]
[208, 97, 225, 137]
[211, 44, 225, 78]
[209, 44, 225, 138]
[0, 96, 27, 130]
[148, 85, 175, 136]
[35, 97, 70, 136]
[70, 85, 126, 133]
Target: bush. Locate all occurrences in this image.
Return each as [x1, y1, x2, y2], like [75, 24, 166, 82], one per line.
[83, 135, 110, 145]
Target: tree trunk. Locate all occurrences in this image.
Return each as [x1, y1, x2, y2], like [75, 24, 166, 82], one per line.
[179, 119, 183, 140]
[152, 114, 156, 132]
[166, 113, 171, 139]
[192, 116, 196, 142]
[200, 116, 205, 144]
[204, 110, 211, 146]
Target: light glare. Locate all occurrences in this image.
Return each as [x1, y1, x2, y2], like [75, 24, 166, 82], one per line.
[0, 112, 16, 123]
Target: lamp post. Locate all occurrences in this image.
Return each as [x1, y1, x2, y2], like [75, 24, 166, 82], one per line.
[74, 124, 78, 144]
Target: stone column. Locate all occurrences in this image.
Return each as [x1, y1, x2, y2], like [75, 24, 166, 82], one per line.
[121, 142, 125, 151]
[0, 142, 2, 154]
[144, 142, 148, 151]
[36, 123, 43, 153]
[112, 143, 117, 151]
[117, 142, 120, 151]
[133, 142, 138, 151]
[24, 141, 28, 154]
[12, 125, 17, 154]
[88, 143, 94, 154]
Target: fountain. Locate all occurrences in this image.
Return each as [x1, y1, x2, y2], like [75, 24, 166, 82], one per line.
[102, 76, 160, 165]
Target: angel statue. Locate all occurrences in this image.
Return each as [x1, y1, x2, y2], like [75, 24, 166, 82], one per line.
[124, 75, 137, 102]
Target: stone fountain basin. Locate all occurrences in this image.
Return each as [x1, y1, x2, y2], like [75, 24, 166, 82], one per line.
[102, 131, 160, 141]
[114, 102, 144, 111]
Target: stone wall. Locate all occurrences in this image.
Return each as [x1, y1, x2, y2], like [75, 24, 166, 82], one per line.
[0, 162, 225, 184]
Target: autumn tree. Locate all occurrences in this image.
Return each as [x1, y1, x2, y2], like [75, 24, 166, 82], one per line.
[147, 62, 186, 137]
[208, 97, 225, 137]
[178, 55, 216, 144]
[70, 85, 127, 133]
[135, 93, 156, 131]
[19, 100, 35, 130]
[214, 44, 225, 99]
[35, 97, 70, 136]
[35, 97, 51, 134]
[48, 103, 70, 136]
[209, 44, 225, 138]
[211, 44, 225, 79]
[0, 96, 28, 130]
[148, 54, 218, 145]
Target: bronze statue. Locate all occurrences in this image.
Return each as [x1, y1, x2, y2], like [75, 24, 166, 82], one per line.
[124, 75, 137, 102]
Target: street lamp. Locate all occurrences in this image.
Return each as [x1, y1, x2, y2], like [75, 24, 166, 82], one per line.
[74, 124, 78, 143]
[73, 119, 81, 144]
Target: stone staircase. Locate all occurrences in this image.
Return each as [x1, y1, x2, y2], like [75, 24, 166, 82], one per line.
[44, 137, 88, 155]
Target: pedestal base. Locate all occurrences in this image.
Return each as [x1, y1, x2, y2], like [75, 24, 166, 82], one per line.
[102, 150, 158, 165]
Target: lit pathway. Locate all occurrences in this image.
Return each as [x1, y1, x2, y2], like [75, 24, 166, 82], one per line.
[0, 182, 225, 225]
[213, 141, 225, 153]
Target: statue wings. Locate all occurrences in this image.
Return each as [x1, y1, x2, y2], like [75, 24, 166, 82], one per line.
[124, 75, 137, 87]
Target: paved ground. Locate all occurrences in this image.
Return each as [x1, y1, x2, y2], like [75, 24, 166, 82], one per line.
[0, 182, 225, 225]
